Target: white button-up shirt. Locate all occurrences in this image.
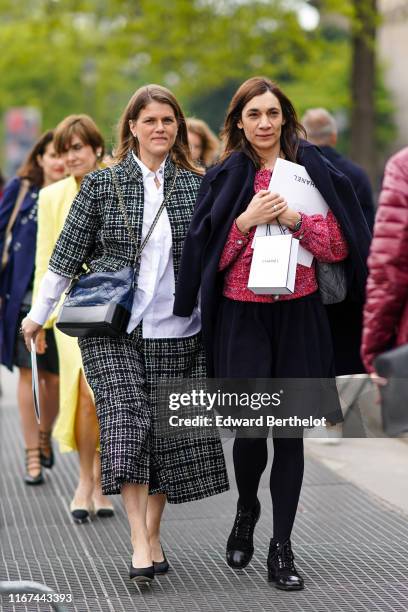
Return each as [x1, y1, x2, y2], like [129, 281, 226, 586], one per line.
[29, 154, 201, 339]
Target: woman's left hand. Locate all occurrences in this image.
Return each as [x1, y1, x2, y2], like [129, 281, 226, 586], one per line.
[273, 207, 301, 230]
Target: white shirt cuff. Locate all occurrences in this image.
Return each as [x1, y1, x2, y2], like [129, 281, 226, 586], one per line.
[28, 270, 70, 325]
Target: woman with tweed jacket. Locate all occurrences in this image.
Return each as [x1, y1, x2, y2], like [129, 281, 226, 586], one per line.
[22, 84, 229, 584]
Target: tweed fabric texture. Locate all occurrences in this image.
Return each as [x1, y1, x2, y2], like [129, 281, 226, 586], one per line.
[48, 152, 202, 280]
[78, 328, 229, 501]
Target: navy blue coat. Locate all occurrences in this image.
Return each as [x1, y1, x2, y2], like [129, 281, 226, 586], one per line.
[174, 141, 372, 376]
[0, 177, 39, 369]
[320, 145, 375, 232]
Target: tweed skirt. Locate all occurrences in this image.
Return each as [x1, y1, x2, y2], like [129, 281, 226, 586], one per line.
[78, 327, 229, 502]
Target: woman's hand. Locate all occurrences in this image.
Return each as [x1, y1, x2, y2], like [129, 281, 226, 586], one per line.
[370, 371, 387, 405]
[35, 328, 47, 355]
[236, 190, 288, 234]
[370, 371, 387, 386]
[276, 207, 302, 230]
[21, 317, 43, 352]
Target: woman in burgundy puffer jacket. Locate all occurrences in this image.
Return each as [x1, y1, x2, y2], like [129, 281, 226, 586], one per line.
[361, 147, 408, 373]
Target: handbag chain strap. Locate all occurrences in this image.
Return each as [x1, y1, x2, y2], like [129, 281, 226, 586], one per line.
[110, 165, 179, 268]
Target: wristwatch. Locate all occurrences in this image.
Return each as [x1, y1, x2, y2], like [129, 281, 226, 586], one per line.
[291, 214, 302, 233]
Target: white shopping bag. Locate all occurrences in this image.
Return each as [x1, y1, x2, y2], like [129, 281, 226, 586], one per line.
[248, 234, 299, 295]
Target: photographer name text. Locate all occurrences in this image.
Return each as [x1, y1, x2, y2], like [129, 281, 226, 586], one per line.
[168, 415, 327, 428]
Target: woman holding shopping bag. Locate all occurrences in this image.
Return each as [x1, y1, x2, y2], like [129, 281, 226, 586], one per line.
[22, 84, 229, 584]
[174, 76, 371, 590]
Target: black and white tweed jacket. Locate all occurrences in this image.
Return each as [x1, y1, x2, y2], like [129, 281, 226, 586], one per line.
[48, 151, 202, 281]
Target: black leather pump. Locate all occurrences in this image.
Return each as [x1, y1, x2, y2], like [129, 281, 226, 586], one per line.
[129, 563, 154, 584]
[153, 547, 169, 575]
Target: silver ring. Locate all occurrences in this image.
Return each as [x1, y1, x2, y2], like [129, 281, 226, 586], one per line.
[273, 205, 277, 212]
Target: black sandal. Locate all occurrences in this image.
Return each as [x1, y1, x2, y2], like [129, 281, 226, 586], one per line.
[24, 448, 44, 485]
[39, 430, 54, 469]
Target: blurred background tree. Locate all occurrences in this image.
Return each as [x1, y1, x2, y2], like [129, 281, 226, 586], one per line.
[0, 0, 395, 182]
[313, 0, 387, 185]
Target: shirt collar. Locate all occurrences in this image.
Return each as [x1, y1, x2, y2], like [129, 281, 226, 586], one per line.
[132, 152, 167, 182]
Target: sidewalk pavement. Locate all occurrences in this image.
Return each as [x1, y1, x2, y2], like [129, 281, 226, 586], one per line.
[305, 375, 408, 514]
[1, 367, 408, 612]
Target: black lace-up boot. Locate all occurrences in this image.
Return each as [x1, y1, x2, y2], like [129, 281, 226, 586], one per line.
[267, 539, 304, 590]
[226, 499, 261, 568]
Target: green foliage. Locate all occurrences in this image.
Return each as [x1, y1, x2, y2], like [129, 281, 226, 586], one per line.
[0, 0, 395, 157]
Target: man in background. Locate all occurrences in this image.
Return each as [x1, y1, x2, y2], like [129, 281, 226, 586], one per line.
[302, 108, 375, 232]
[302, 107, 374, 385]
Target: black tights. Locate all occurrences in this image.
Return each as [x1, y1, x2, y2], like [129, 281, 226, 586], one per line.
[233, 436, 304, 543]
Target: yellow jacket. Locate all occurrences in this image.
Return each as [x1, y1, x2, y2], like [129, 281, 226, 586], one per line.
[33, 175, 78, 328]
[33, 175, 89, 452]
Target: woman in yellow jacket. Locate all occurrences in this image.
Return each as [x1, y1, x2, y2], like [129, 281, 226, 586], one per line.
[33, 114, 113, 521]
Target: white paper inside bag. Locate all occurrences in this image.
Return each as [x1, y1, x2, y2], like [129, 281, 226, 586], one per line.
[254, 158, 329, 268]
[247, 234, 299, 295]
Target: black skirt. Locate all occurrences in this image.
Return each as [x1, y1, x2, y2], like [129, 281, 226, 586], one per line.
[13, 309, 59, 375]
[213, 292, 342, 425]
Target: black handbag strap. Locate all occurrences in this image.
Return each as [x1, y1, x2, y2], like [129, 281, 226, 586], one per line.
[1, 179, 29, 270]
[110, 164, 178, 267]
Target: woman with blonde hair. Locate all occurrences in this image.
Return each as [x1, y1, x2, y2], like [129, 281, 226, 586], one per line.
[23, 85, 229, 583]
[187, 117, 220, 168]
[31, 114, 114, 521]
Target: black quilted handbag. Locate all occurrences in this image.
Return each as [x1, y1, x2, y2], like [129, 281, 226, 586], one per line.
[315, 261, 347, 305]
[56, 166, 178, 337]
